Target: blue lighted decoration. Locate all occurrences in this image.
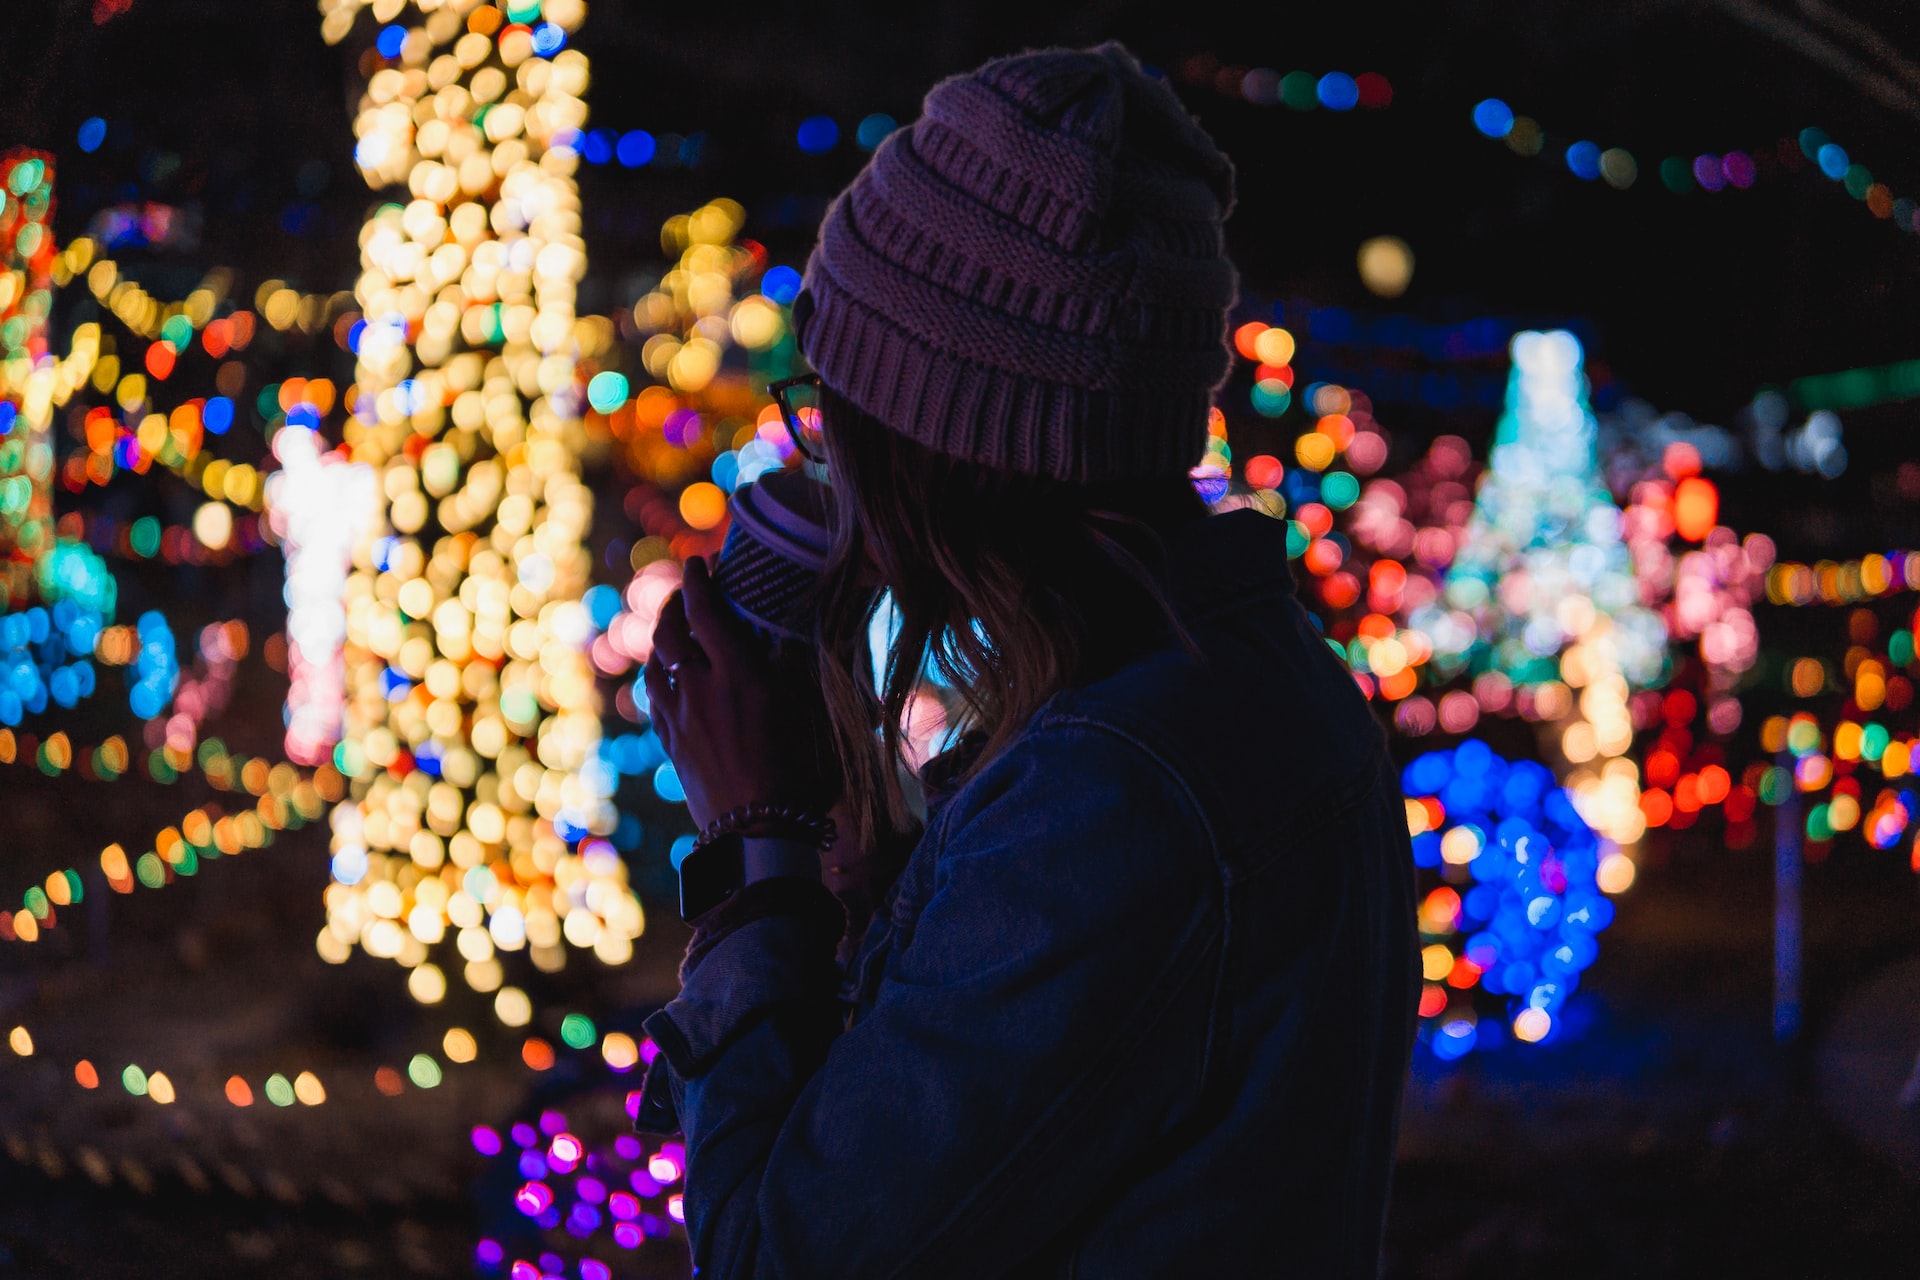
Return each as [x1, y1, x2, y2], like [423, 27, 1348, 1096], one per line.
[0, 540, 178, 725]
[1403, 740, 1616, 1058]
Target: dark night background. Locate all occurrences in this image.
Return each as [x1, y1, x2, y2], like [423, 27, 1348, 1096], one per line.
[2, 1, 1919, 1276]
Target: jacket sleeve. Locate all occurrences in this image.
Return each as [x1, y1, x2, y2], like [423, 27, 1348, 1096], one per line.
[640, 716, 1223, 1279]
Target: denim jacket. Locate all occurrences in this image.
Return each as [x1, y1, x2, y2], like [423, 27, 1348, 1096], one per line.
[638, 507, 1421, 1278]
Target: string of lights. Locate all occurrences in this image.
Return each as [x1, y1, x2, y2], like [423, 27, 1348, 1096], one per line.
[6, 1003, 691, 1269]
[1471, 100, 1920, 236]
[0, 762, 343, 945]
[1766, 549, 1920, 607]
[1172, 53, 1395, 112]
[5, 1009, 655, 1110]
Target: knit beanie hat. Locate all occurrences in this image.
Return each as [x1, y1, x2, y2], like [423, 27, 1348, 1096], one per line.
[794, 41, 1239, 484]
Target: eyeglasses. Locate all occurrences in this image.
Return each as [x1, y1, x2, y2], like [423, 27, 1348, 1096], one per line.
[769, 372, 827, 466]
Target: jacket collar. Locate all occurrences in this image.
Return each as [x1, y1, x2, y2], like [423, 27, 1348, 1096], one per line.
[912, 507, 1294, 811]
[1164, 505, 1297, 620]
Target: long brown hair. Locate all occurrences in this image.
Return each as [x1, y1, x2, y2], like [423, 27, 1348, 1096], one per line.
[806, 383, 1209, 853]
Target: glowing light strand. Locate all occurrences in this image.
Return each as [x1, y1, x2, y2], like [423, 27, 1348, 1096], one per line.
[321, 0, 639, 984]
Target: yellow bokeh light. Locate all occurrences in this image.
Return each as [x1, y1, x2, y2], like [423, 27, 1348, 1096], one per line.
[1439, 826, 1483, 865]
[1512, 1008, 1552, 1043]
[494, 986, 533, 1028]
[1829, 793, 1861, 831]
[728, 295, 784, 349]
[1252, 326, 1295, 366]
[443, 1028, 478, 1063]
[192, 501, 233, 550]
[1295, 432, 1337, 472]
[408, 962, 448, 1004]
[1357, 235, 1414, 298]
[601, 1032, 639, 1071]
[1595, 851, 1637, 894]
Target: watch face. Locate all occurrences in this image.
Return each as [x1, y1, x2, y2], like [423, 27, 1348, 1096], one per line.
[678, 837, 743, 922]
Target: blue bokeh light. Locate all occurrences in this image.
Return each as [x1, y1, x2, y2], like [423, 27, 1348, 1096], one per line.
[77, 117, 107, 153]
[203, 396, 234, 434]
[583, 584, 622, 631]
[796, 116, 839, 154]
[855, 113, 897, 150]
[1471, 98, 1514, 139]
[616, 130, 656, 168]
[1316, 72, 1360, 112]
[761, 264, 802, 305]
[653, 761, 685, 803]
[1564, 140, 1602, 180]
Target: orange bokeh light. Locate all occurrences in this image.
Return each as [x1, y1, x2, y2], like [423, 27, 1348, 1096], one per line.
[1674, 476, 1718, 542]
[1232, 321, 1268, 361]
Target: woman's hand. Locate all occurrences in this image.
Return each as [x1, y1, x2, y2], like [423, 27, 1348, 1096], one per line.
[642, 556, 840, 833]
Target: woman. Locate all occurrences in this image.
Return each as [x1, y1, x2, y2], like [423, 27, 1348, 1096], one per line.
[639, 41, 1419, 1278]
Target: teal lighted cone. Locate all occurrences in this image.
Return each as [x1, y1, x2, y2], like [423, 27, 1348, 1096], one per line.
[1432, 330, 1667, 690]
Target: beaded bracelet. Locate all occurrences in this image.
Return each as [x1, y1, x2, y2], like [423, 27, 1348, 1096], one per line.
[690, 801, 837, 855]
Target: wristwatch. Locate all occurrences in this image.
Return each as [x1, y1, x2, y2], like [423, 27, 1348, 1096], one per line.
[677, 832, 823, 922]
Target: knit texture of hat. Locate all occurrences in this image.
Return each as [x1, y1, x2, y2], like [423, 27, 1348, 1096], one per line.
[795, 41, 1239, 484]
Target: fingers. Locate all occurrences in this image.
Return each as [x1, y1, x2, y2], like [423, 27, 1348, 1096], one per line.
[678, 555, 752, 660]
[649, 586, 706, 671]
[641, 653, 675, 752]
